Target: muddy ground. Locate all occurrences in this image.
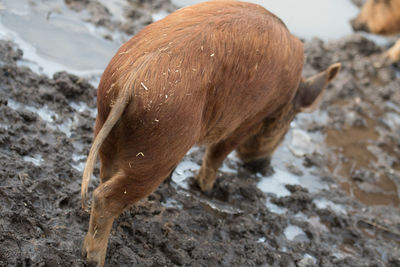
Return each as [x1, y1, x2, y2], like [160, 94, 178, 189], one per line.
[1, 0, 400, 266]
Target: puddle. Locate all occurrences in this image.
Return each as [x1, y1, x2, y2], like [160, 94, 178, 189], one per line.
[326, 114, 400, 207]
[0, 0, 119, 78]
[161, 198, 183, 209]
[257, 237, 266, 243]
[283, 224, 309, 242]
[266, 198, 288, 214]
[71, 161, 85, 172]
[172, 0, 359, 41]
[288, 129, 315, 157]
[23, 154, 43, 166]
[69, 101, 96, 116]
[307, 216, 330, 232]
[257, 169, 300, 198]
[72, 153, 86, 162]
[97, 0, 128, 23]
[171, 148, 201, 190]
[326, 116, 379, 175]
[7, 99, 75, 137]
[8, 99, 57, 123]
[313, 198, 346, 214]
[199, 197, 243, 215]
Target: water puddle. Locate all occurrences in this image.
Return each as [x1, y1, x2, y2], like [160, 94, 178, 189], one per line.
[257, 237, 266, 243]
[313, 198, 346, 214]
[7, 99, 75, 137]
[97, 0, 128, 23]
[326, 112, 400, 207]
[307, 216, 330, 233]
[172, 0, 359, 41]
[0, 0, 120, 78]
[199, 197, 243, 215]
[23, 154, 43, 166]
[69, 101, 97, 118]
[8, 99, 57, 123]
[171, 147, 201, 190]
[266, 198, 288, 214]
[161, 198, 183, 209]
[257, 169, 301, 198]
[283, 224, 309, 242]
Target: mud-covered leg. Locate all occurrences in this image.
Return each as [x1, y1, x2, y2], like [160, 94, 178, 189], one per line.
[196, 140, 239, 192]
[82, 188, 115, 267]
[82, 172, 125, 267]
[82, 170, 160, 267]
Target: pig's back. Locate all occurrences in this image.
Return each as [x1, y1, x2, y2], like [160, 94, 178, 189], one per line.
[96, 1, 304, 145]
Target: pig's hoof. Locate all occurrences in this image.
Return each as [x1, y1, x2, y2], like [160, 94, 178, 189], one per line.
[195, 176, 214, 193]
[86, 260, 101, 267]
[243, 158, 274, 176]
[82, 236, 105, 267]
[84, 252, 104, 267]
[81, 245, 87, 258]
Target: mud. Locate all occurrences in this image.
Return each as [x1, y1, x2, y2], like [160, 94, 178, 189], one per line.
[1, 0, 400, 266]
[64, 0, 177, 37]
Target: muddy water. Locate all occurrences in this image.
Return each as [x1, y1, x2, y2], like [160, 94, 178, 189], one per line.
[326, 120, 399, 206]
[0, 0, 122, 78]
[325, 98, 400, 207]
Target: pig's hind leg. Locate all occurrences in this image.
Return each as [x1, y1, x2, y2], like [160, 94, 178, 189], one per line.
[82, 169, 166, 267]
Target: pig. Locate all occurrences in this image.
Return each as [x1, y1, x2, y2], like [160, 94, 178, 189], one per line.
[351, 0, 400, 62]
[80, 1, 341, 266]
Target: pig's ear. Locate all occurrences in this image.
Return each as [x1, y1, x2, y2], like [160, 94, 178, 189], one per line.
[295, 63, 341, 113]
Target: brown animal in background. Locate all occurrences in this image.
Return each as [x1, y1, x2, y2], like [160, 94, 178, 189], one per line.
[80, 1, 341, 266]
[351, 0, 400, 62]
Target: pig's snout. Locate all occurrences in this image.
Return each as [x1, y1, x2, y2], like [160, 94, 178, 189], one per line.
[350, 18, 370, 33]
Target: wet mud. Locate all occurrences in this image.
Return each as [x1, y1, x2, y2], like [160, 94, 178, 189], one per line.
[1, 0, 400, 266]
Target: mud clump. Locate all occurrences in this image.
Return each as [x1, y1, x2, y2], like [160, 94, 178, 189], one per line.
[1, 2, 400, 266]
[64, 0, 177, 38]
[53, 71, 96, 101]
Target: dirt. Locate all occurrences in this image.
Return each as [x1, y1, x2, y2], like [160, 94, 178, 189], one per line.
[1, 0, 400, 266]
[64, 0, 177, 38]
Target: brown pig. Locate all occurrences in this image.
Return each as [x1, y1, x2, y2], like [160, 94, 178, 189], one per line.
[351, 0, 400, 62]
[80, 1, 341, 266]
